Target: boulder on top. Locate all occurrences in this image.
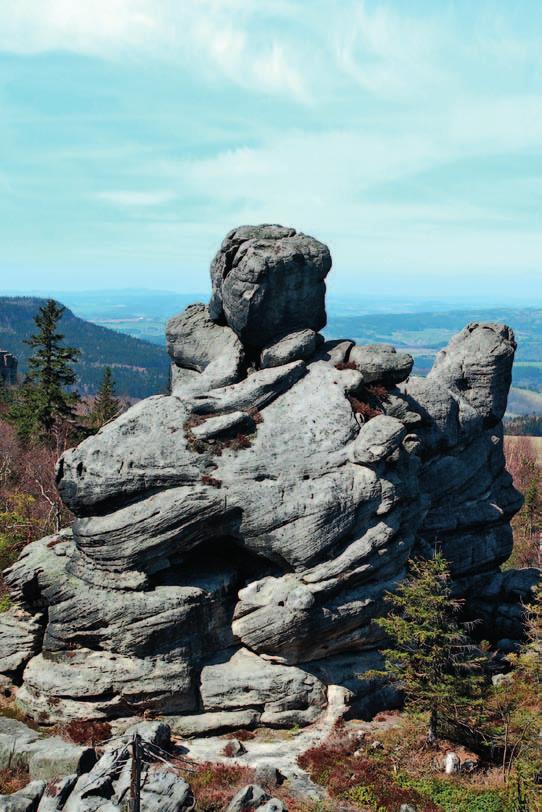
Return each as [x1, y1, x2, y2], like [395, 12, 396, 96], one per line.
[348, 344, 413, 385]
[209, 225, 331, 349]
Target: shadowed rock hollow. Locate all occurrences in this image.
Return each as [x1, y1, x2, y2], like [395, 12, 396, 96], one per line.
[0, 225, 538, 732]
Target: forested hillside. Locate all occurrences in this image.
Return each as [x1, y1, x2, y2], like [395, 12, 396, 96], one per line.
[0, 297, 169, 397]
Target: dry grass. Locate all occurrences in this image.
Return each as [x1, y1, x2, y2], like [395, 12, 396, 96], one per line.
[200, 474, 222, 488]
[505, 434, 542, 466]
[298, 726, 440, 812]
[177, 762, 255, 812]
[294, 714, 514, 812]
[247, 407, 264, 425]
[0, 767, 29, 794]
[372, 715, 479, 777]
[0, 699, 41, 730]
[347, 395, 383, 422]
[52, 719, 112, 746]
[228, 728, 256, 742]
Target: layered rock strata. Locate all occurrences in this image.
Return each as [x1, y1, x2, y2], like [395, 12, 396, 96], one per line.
[0, 225, 538, 731]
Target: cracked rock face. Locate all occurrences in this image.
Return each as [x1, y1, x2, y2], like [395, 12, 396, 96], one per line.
[0, 224, 536, 732]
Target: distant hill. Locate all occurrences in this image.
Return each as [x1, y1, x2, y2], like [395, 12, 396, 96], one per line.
[3, 293, 540, 412]
[0, 297, 169, 398]
[506, 388, 542, 418]
[51, 290, 201, 346]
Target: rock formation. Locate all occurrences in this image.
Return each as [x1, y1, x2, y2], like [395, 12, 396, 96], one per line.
[0, 351, 17, 387]
[0, 225, 539, 732]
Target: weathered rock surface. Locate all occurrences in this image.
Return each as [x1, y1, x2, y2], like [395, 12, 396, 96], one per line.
[0, 610, 43, 679]
[226, 784, 269, 811]
[0, 718, 95, 779]
[209, 225, 331, 348]
[428, 323, 515, 424]
[200, 648, 326, 725]
[0, 721, 195, 812]
[349, 344, 413, 385]
[167, 303, 246, 394]
[0, 718, 195, 812]
[260, 329, 320, 368]
[0, 223, 537, 737]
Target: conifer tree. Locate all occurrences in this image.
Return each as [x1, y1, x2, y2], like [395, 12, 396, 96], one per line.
[90, 367, 121, 429]
[9, 300, 79, 443]
[373, 553, 486, 744]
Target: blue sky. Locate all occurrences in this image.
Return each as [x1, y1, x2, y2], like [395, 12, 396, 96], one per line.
[0, 0, 541, 301]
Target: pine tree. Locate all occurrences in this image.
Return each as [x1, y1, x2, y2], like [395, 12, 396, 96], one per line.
[90, 367, 121, 429]
[373, 553, 486, 744]
[483, 585, 541, 797]
[9, 300, 80, 443]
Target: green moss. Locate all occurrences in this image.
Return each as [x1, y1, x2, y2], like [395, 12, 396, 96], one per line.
[0, 593, 11, 612]
[397, 774, 506, 812]
[343, 783, 378, 807]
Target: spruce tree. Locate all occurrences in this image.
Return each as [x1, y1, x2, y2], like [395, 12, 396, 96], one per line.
[373, 553, 486, 744]
[10, 300, 80, 443]
[90, 367, 121, 429]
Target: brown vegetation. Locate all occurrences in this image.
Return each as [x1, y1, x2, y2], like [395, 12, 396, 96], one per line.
[52, 719, 112, 746]
[366, 384, 390, 402]
[0, 767, 30, 795]
[298, 725, 440, 811]
[504, 435, 541, 568]
[201, 475, 222, 488]
[0, 416, 73, 601]
[178, 762, 255, 812]
[347, 395, 383, 422]
[247, 407, 264, 425]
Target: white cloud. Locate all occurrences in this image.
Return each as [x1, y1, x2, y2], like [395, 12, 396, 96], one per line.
[0, 0, 308, 100]
[1, 1, 539, 108]
[0, 0, 157, 54]
[2, 1, 541, 293]
[174, 85, 542, 216]
[334, 1, 448, 98]
[97, 190, 176, 207]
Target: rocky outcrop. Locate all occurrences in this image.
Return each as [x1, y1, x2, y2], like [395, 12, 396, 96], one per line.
[0, 720, 194, 812]
[0, 224, 537, 732]
[0, 717, 95, 783]
[0, 351, 17, 387]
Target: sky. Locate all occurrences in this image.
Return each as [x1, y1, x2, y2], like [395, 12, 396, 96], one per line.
[0, 0, 541, 301]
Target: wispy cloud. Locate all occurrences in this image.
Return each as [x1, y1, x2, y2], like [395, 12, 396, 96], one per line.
[97, 190, 176, 207]
[1, 1, 541, 294]
[334, 2, 447, 98]
[0, 0, 308, 101]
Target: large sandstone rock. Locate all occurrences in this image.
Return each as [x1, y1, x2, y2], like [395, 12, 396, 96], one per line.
[200, 648, 326, 725]
[209, 225, 331, 348]
[0, 224, 534, 736]
[429, 322, 515, 425]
